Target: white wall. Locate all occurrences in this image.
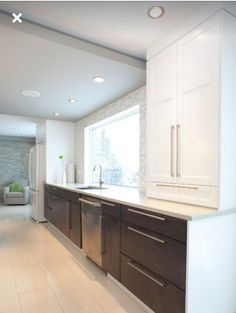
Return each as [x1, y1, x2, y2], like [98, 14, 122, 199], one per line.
[46, 120, 75, 183]
[36, 120, 75, 184]
[74, 86, 146, 191]
[186, 213, 236, 313]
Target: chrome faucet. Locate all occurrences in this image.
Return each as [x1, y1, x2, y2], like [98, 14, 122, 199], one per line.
[93, 163, 104, 188]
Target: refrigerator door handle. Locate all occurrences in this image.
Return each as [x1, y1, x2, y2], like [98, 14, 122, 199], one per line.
[29, 149, 32, 189]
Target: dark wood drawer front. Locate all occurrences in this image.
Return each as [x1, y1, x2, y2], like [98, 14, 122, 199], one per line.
[121, 222, 186, 290]
[101, 201, 120, 218]
[69, 202, 82, 248]
[121, 205, 187, 243]
[47, 195, 59, 210]
[60, 189, 80, 203]
[121, 254, 185, 313]
[45, 185, 60, 197]
[102, 215, 121, 281]
[44, 203, 53, 223]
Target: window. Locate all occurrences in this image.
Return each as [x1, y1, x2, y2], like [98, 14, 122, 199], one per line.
[85, 106, 139, 188]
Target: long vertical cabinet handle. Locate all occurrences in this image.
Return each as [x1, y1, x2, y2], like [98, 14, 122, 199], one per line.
[65, 201, 70, 231]
[171, 125, 175, 177]
[100, 216, 105, 255]
[176, 124, 181, 177]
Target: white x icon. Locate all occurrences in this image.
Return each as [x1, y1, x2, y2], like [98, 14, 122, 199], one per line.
[12, 13, 23, 23]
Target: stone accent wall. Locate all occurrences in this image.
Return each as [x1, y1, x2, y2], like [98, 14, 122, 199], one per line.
[0, 137, 35, 201]
[75, 86, 146, 192]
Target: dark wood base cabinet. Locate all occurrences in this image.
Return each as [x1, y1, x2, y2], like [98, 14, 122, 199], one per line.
[121, 205, 187, 243]
[121, 254, 185, 313]
[44, 194, 53, 223]
[102, 214, 120, 281]
[68, 201, 82, 247]
[44, 185, 82, 248]
[45, 185, 186, 313]
[121, 205, 187, 313]
[121, 221, 186, 290]
[44, 193, 65, 232]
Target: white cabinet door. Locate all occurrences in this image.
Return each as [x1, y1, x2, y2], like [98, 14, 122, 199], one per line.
[147, 44, 177, 183]
[177, 17, 220, 186]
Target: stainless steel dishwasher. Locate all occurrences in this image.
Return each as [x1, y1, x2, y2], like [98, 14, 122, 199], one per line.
[79, 197, 103, 267]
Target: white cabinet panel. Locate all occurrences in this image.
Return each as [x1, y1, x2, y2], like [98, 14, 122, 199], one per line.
[147, 182, 218, 208]
[177, 18, 220, 186]
[147, 45, 177, 183]
[148, 46, 176, 105]
[147, 11, 236, 209]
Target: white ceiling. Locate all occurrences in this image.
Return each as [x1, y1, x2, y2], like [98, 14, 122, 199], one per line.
[0, 115, 41, 137]
[0, 1, 205, 123]
[0, 1, 204, 60]
[0, 11, 145, 121]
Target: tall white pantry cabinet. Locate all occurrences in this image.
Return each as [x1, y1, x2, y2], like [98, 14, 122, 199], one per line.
[146, 10, 236, 210]
[146, 9, 236, 313]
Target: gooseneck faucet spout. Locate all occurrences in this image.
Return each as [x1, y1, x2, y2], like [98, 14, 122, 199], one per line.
[93, 163, 104, 188]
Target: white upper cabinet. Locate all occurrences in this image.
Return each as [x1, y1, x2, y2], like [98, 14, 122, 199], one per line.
[147, 45, 177, 183]
[177, 17, 220, 186]
[146, 10, 236, 209]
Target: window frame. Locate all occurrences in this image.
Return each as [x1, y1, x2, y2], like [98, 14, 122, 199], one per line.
[84, 105, 139, 187]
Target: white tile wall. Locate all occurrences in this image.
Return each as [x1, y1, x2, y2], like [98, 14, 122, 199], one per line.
[74, 86, 146, 191]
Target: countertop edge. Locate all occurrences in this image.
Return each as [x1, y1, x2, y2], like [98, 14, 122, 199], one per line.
[45, 183, 236, 221]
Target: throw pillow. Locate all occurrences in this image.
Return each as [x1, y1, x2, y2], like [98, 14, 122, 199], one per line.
[9, 182, 23, 192]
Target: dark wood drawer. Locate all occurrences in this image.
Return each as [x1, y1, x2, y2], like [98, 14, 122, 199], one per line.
[69, 201, 82, 248]
[121, 205, 187, 243]
[46, 194, 59, 210]
[101, 201, 120, 218]
[102, 215, 121, 281]
[60, 189, 80, 203]
[121, 221, 186, 290]
[45, 184, 60, 197]
[121, 254, 185, 313]
[44, 203, 53, 223]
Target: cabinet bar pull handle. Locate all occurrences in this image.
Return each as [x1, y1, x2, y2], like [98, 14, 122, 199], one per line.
[127, 208, 166, 221]
[128, 227, 165, 244]
[176, 124, 181, 177]
[100, 216, 105, 255]
[66, 201, 70, 230]
[128, 261, 165, 287]
[101, 201, 116, 207]
[78, 198, 101, 207]
[171, 125, 175, 177]
[156, 183, 198, 190]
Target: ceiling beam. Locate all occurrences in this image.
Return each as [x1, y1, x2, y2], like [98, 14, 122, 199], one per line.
[0, 10, 146, 70]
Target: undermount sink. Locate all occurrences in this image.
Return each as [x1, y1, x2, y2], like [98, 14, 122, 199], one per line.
[75, 185, 109, 190]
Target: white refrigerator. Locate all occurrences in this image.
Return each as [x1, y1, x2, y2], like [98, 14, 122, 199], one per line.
[29, 144, 45, 222]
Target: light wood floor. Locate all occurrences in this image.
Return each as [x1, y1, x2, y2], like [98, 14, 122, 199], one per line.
[0, 204, 148, 313]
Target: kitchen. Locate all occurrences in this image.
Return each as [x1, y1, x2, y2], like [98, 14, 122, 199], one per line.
[0, 2, 236, 313]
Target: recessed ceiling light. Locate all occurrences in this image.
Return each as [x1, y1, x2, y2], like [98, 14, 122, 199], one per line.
[22, 90, 40, 98]
[93, 76, 105, 83]
[53, 112, 60, 117]
[147, 6, 165, 19]
[68, 97, 77, 103]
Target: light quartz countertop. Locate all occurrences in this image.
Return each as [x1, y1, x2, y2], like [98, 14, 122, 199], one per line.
[46, 183, 236, 221]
